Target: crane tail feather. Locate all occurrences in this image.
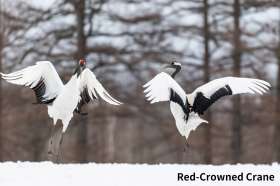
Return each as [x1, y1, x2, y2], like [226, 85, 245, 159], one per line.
[185, 113, 208, 141]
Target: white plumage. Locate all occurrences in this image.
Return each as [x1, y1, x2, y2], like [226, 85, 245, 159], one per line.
[79, 68, 122, 106]
[1, 61, 63, 102]
[143, 69, 271, 141]
[188, 77, 270, 105]
[1, 61, 122, 133]
[143, 72, 186, 104]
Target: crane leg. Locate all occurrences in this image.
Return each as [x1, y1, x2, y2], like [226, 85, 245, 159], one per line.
[47, 122, 63, 163]
[47, 125, 55, 156]
[183, 136, 191, 152]
[56, 133, 64, 163]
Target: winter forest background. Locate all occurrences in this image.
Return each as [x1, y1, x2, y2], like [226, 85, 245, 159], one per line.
[0, 0, 279, 164]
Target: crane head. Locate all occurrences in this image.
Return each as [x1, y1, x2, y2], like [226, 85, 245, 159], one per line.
[164, 61, 181, 69]
[163, 61, 182, 78]
[79, 59, 86, 67]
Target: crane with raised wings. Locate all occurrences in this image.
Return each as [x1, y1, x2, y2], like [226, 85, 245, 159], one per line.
[143, 62, 271, 142]
[1, 59, 122, 161]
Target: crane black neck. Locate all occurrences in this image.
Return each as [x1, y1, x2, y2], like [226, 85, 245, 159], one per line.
[74, 65, 85, 76]
[171, 65, 181, 78]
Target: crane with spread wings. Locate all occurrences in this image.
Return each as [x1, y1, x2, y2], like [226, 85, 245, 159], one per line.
[1, 59, 122, 161]
[143, 62, 271, 142]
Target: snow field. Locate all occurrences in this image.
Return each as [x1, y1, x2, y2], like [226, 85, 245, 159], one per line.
[0, 162, 279, 186]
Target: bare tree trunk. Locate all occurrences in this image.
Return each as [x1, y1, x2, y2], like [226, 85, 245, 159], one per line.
[76, 0, 86, 60]
[0, 0, 3, 161]
[0, 35, 3, 162]
[273, 16, 280, 161]
[106, 115, 116, 162]
[232, 0, 242, 163]
[75, 0, 88, 163]
[203, 0, 212, 164]
[273, 50, 280, 162]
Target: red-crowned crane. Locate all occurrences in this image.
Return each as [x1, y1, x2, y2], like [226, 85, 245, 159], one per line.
[143, 62, 271, 142]
[1, 59, 122, 161]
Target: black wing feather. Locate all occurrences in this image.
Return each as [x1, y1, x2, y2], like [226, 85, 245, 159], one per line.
[32, 78, 56, 104]
[192, 85, 232, 115]
[170, 88, 190, 120]
[75, 87, 97, 114]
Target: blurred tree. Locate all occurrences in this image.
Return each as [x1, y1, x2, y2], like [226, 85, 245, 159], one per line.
[232, 0, 242, 163]
[273, 8, 280, 162]
[74, 0, 88, 163]
[0, 0, 3, 161]
[202, 0, 212, 164]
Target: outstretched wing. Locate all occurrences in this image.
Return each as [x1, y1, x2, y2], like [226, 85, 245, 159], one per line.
[76, 68, 122, 112]
[144, 72, 191, 136]
[1, 61, 63, 104]
[143, 72, 187, 104]
[190, 77, 271, 114]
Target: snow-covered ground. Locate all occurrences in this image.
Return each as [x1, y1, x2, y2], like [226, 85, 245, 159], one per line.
[0, 162, 279, 186]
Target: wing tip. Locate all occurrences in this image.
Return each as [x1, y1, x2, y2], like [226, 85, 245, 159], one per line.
[114, 101, 123, 106]
[252, 80, 272, 94]
[103, 91, 123, 106]
[143, 83, 150, 88]
[0, 72, 7, 77]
